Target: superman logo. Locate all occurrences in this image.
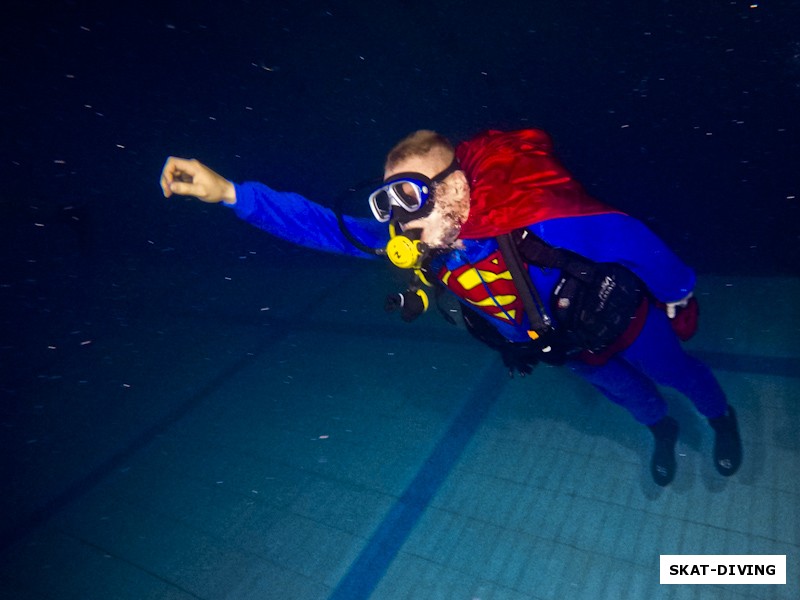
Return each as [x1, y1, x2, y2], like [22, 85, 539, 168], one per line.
[438, 250, 524, 323]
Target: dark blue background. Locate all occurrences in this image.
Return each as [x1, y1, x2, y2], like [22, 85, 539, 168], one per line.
[3, 1, 799, 270]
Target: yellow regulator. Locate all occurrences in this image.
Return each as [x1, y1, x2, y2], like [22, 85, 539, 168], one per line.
[385, 223, 428, 270]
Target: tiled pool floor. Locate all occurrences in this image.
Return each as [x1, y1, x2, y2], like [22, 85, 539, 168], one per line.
[1, 267, 797, 599]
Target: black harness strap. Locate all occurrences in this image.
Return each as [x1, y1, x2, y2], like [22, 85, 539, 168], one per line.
[512, 229, 596, 283]
[495, 232, 552, 340]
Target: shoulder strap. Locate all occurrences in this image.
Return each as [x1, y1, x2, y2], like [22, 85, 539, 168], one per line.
[495, 233, 553, 340]
[512, 228, 597, 283]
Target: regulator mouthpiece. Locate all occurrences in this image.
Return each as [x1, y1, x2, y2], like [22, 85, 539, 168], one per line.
[385, 226, 428, 270]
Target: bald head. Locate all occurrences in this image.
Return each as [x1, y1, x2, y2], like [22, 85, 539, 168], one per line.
[384, 130, 455, 179]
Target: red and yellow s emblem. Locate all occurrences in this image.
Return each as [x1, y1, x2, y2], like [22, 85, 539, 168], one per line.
[438, 250, 523, 323]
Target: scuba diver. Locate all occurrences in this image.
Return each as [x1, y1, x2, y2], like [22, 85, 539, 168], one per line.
[159, 128, 742, 487]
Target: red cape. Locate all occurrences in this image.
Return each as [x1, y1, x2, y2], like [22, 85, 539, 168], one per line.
[455, 129, 620, 239]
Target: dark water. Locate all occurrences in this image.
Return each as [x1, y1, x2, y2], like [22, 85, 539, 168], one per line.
[3, 0, 799, 271]
[1, 0, 799, 546]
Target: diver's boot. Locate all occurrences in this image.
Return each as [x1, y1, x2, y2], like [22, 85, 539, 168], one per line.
[648, 416, 679, 487]
[709, 405, 742, 476]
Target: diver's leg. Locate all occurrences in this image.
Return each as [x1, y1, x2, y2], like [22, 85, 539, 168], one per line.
[622, 307, 741, 476]
[708, 406, 742, 476]
[568, 358, 678, 486]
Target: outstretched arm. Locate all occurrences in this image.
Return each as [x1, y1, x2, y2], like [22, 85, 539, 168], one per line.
[159, 157, 386, 258]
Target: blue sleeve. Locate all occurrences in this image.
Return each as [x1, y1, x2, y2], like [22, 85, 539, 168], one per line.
[530, 213, 696, 303]
[225, 181, 387, 259]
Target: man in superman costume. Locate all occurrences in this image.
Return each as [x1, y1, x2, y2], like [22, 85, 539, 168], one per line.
[160, 128, 741, 487]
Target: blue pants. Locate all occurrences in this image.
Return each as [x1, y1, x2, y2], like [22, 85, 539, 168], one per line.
[568, 306, 728, 426]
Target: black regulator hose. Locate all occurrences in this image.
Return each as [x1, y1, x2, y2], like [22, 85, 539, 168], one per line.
[334, 181, 384, 257]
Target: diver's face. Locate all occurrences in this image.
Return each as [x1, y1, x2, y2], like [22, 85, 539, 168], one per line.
[384, 155, 470, 248]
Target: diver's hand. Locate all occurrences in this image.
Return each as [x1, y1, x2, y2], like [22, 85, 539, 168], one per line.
[160, 157, 237, 204]
[666, 293, 699, 341]
[385, 290, 427, 322]
[665, 292, 693, 319]
[500, 345, 537, 378]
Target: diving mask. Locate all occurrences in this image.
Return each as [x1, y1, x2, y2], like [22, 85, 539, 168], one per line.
[368, 158, 460, 223]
